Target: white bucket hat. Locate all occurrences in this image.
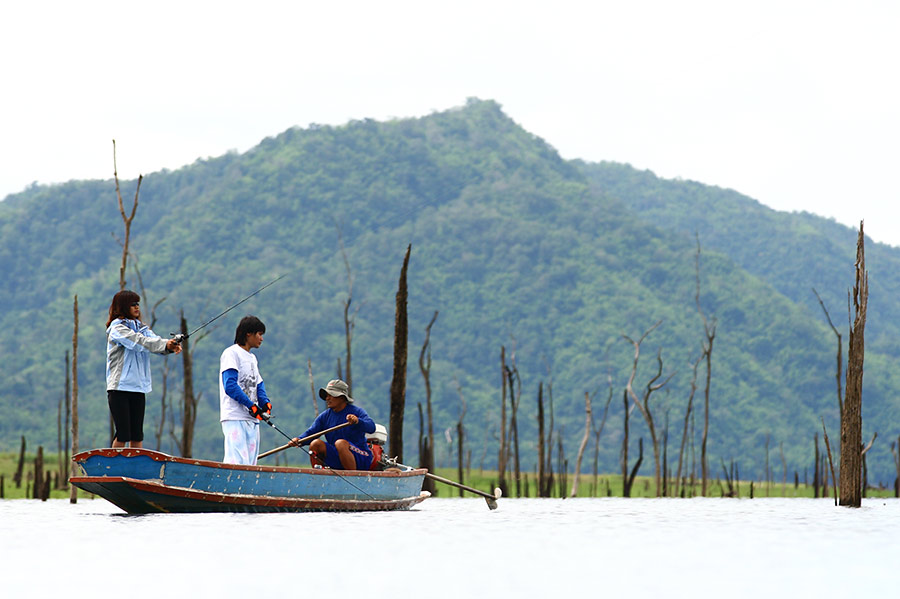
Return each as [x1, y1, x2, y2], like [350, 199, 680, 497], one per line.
[319, 379, 353, 403]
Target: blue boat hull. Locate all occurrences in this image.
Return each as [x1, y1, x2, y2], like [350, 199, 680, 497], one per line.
[71, 449, 428, 514]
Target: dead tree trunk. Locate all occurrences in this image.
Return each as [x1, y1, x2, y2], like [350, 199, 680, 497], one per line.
[343, 297, 353, 395]
[860, 433, 876, 498]
[537, 382, 547, 497]
[506, 360, 522, 497]
[891, 436, 900, 498]
[662, 410, 669, 497]
[455, 376, 467, 496]
[676, 356, 700, 497]
[591, 381, 614, 497]
[814, 432, 820, 498]
[570, 391, 593, 497]
[63, 351, 70, 488]
[417, 404, 425, 471]
[622, 390, 631, 497]
[155, 356, 170, 451]
[337, 225, 359, 396]
[34, 447, 46, 501]
[498, 346, 508, 498]
[823, 418, 838, 505]
[14, 435, 25, 488]
[307, 359, 319, 417]
[418, 311, 438, 495]
[388, 244, 411, 461]
[179, 312, 197, 458]
[840, 222, 867, 508]
[780, 441, 787, 496]
[57, 392, 62, 489]
[695, 235, 717, 497]
[720, 458, 735, 497]
[624, 437, 644, 498]
[556, 431, 567, 498]
[624, 321, 673, 497]
[70, 294, 79, 504]
[543, 375, 554, 497]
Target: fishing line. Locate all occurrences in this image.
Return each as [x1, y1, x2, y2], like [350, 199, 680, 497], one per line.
[173, 273, 287, 340]
[259, 414, 376, 500]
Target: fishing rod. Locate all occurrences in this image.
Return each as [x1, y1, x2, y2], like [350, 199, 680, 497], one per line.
[171, 273, 287, 342]
[258, 421, 352, 459]
[257, 413, 376, 500]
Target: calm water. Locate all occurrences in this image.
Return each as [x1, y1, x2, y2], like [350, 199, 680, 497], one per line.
[2, 497, 897, 596]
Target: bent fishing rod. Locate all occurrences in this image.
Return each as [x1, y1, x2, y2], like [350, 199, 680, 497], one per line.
[171, 273, 287, 342]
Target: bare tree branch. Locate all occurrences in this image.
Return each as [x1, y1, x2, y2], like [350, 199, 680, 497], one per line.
[623, 320, 673, 496]
[113, 140, 142, 291]
[813, 287, 843, 414]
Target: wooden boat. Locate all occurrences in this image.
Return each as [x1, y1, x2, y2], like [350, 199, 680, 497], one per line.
[70, 448, 429, 514]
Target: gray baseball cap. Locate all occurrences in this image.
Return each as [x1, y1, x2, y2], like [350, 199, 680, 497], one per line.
[319, 379, 354, 403]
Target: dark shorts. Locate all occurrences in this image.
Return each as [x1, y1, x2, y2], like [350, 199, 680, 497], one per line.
[107, 390, 146, 443]
[320, 441, 373, 470]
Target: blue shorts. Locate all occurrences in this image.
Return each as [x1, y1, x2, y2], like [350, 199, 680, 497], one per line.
[320, 441, 373, 470]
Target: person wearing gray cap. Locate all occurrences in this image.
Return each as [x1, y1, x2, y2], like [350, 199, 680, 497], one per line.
[290, 379, 376, 470]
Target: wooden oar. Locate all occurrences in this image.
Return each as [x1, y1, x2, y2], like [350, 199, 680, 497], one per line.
[425, 471, 502, 510]
[258, 421, 352, 459]
[384, 458, 502, 510]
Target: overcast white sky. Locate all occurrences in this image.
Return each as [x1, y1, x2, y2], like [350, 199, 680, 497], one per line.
[2, 1, 898, 244]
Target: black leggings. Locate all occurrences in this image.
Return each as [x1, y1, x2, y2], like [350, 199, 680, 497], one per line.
[107, 390, 146, 443]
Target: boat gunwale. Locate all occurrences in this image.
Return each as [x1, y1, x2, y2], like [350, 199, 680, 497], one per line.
[72, 448, 426, 478]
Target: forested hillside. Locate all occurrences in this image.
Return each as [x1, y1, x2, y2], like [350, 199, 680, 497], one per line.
[580, 162, 900, 472]
[1, 99, 897, 484]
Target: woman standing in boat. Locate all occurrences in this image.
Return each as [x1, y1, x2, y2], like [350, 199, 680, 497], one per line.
[106, 290, 182, 448]
[290, 379, 376, 470]
[219, 315, 273, 465]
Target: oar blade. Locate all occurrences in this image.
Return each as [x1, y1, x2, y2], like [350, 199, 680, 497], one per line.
[484, 487, 502, 510]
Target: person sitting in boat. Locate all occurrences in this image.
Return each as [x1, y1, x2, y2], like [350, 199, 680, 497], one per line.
[219, 315, 273, 465]
[290, 379, 375, 470]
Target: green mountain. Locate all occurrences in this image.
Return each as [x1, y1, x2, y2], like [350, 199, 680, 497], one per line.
[1, 99, 897, 485]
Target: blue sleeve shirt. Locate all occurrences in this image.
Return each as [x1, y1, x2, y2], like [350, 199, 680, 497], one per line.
[300, 404, 376, 451]
[222, 369, 270, 410]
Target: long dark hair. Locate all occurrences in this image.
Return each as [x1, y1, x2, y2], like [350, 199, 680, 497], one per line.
[234, 315, 266, 345]
[107, 290, 141, 327]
